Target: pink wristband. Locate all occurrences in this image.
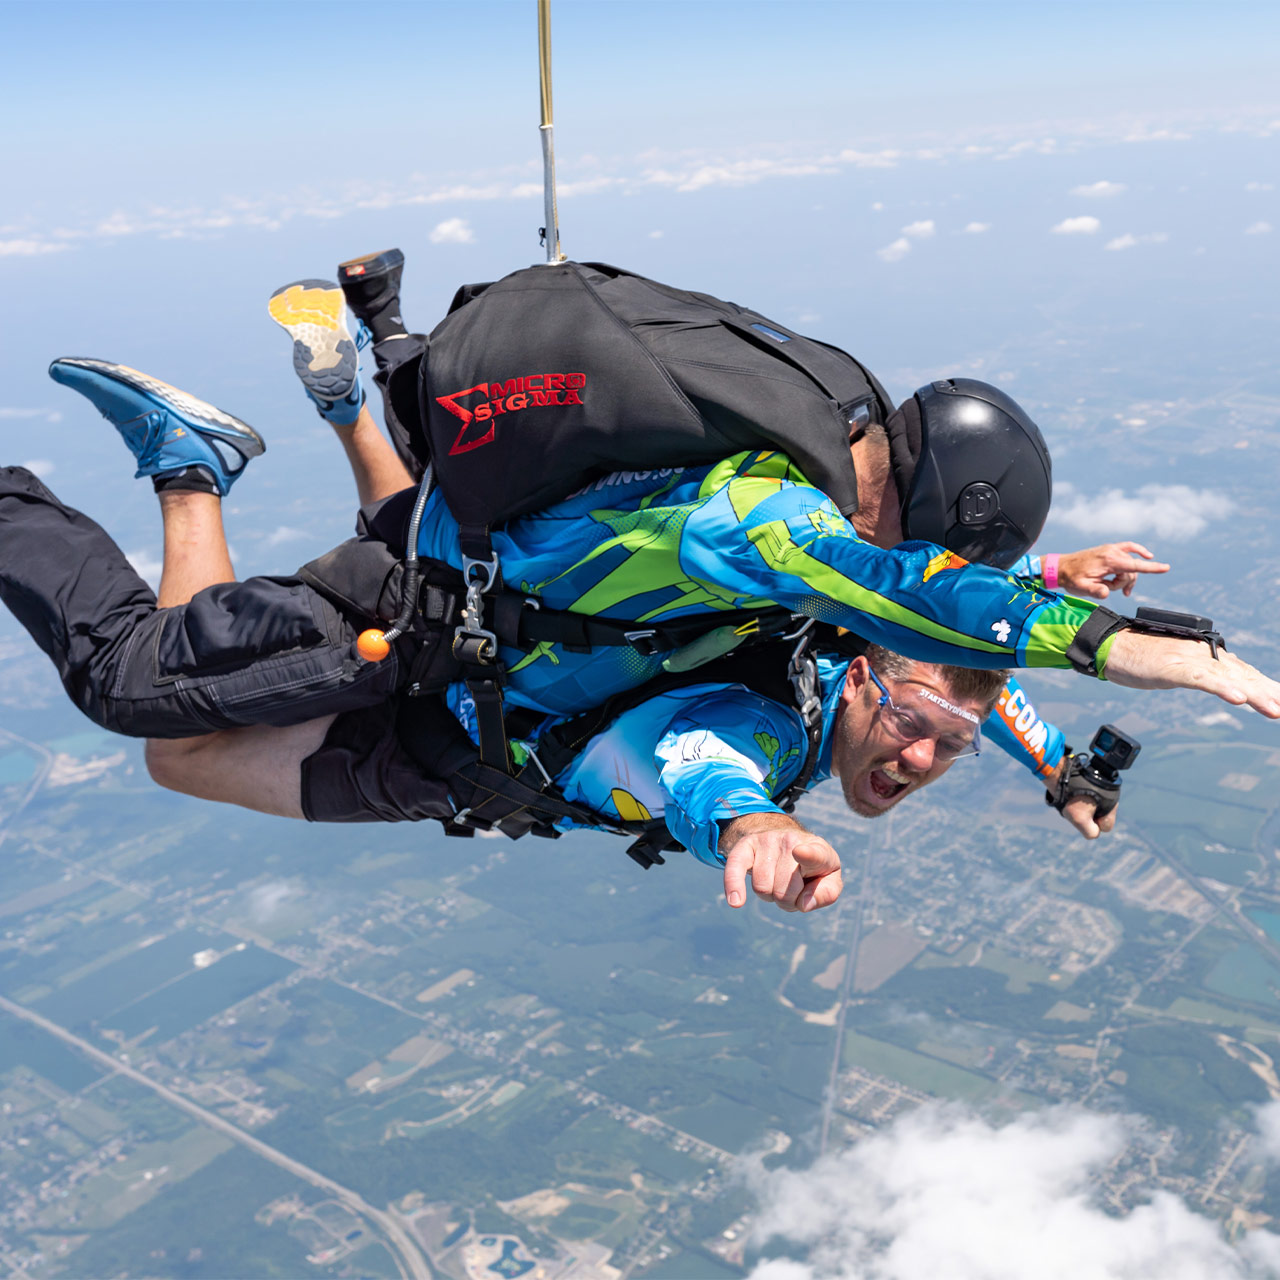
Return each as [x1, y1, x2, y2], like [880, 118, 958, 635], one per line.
[1043, 554, 1060, 591]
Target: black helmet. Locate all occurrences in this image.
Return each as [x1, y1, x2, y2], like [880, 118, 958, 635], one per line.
[884, 379, 1052, 569]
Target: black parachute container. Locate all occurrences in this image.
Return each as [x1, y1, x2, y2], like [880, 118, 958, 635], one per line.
[414, 261, 894, 529]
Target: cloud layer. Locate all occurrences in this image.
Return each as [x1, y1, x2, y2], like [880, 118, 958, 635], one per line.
[746, 1105, 1280, 1280]
[1, 105, 1274, 260]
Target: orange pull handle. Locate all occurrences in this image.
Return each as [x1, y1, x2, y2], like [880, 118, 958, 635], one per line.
[357, 629, 391, 662]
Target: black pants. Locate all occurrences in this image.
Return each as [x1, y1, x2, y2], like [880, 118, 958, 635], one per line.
[0, 335, 456, 821]
[372, 332, 429, 482]
[0, 466, 407, 739]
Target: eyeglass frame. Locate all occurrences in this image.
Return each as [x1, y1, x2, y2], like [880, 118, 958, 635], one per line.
[866, 666, 982, 761]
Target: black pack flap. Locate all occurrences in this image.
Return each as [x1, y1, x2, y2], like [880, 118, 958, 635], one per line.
[420, 261, 888, 527]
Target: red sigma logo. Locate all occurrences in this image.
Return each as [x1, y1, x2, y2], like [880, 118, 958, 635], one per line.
[436, 372, 587, 456]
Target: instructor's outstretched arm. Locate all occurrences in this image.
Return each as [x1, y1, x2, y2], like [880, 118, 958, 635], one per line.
[1103, 632, 1280, 718]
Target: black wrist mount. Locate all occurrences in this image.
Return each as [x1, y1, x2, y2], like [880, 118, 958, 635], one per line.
[1045, 722, 1141, 822]
[1065, 606, 1226, 677]
[1046, 751, 1122, 820]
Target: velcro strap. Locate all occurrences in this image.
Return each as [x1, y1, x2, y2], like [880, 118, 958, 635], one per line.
[457, 759, 597, 826]
[420, 584, 458, 624]
[466, 677, 512, 773]
[1064, 607, 1128, 676]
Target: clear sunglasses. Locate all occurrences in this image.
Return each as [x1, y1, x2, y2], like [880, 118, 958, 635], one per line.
[867, 667, 981, 761]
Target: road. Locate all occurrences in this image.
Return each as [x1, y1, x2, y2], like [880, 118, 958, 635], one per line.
[0, 994, 434, 1280]
[816, 811, 887, 1156]
[0, 727, 52, 853]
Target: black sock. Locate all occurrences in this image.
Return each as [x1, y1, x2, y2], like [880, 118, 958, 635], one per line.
[153, 467, 220, 496]
[359, 298, 408, 345]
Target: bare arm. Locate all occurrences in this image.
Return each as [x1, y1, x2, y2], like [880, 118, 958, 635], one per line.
[1104, 631, 1280, 718]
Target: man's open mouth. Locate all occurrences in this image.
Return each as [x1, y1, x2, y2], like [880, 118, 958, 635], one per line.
[868, 766, 911, 801]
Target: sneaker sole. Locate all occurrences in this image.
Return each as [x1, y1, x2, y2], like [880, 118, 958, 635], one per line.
[49, 358, 265, 453]
[267, 280, 358, 399]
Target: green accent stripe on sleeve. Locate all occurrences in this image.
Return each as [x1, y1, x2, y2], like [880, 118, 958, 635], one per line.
[742, 523, 1009, 657]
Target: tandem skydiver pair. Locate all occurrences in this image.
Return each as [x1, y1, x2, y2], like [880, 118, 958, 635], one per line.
[2, 250, 1275, 913]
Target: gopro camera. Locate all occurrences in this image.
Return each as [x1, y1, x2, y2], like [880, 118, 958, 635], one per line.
[1134, 606, 1215, 633]
[1088, 724, 1141, 781]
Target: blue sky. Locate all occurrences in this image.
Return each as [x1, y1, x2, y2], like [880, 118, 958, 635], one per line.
[1, 0, 1277, 575]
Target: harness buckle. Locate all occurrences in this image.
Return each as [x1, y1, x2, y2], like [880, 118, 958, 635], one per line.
[624, 629, 661, 656]
[454, 552, 502, 665]
[461, 553, 500, 595]
[453, 628, 498, 665]
[787, 627, 822, 726]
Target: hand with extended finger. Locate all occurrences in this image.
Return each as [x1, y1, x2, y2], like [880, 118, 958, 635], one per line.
[1104, 631, 1280, 719]
[1056, 542, 1171, 599]
[720, 812, 843, 914]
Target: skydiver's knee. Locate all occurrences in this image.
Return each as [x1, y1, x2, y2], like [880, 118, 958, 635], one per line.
[144, 736, 209, 794]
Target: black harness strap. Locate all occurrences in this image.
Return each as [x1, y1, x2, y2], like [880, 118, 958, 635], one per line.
[489, 596, 795, 657]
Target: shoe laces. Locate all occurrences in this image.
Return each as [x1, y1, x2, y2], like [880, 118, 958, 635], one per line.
[129, 411, 171, 472]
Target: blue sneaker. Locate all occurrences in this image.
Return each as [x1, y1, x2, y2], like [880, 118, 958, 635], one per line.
[268, 279, 367, 427]
[49, 358, 265, 496]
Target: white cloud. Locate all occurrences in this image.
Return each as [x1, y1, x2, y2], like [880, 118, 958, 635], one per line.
[1052, 215, 1101, 235]
[1053, 482, 1233, 541]
[1105, 231, 1169, 251]
[248, 880, 294, 923]
[1071, 180, 1127, 198]
[1, 408, 62, 423]
[429, 217, 475, 245]
[1197, 709, 1242, 729]
[900, 219, 935, 239]
[836, 148, 901, 168]
[0, 238, 71, 257]
[871, 201, 884, 211]
[1255, 1101, 1280, 1161]
[1245, 221, 1272, 235]
[18, 458, 55, 478]
[962, 221, 990, 234]
[659, 158, 835, 193]
[647, 230, 664, 239]
[1245, 182, 1275, 192]
[1122, 126, 1192, 142]
[125, 548, 163, 590]
[262, 525, 308, 548]
[877, 237, 912, 263]
[746, 1105, 1280, 1280]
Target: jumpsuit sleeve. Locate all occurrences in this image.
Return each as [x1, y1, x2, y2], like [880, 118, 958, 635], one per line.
[678, 457, 1112, 675]
[1007, 552, 1043, 582]
[653, 687, 809, 868]
[984, 675, 1068, 783]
